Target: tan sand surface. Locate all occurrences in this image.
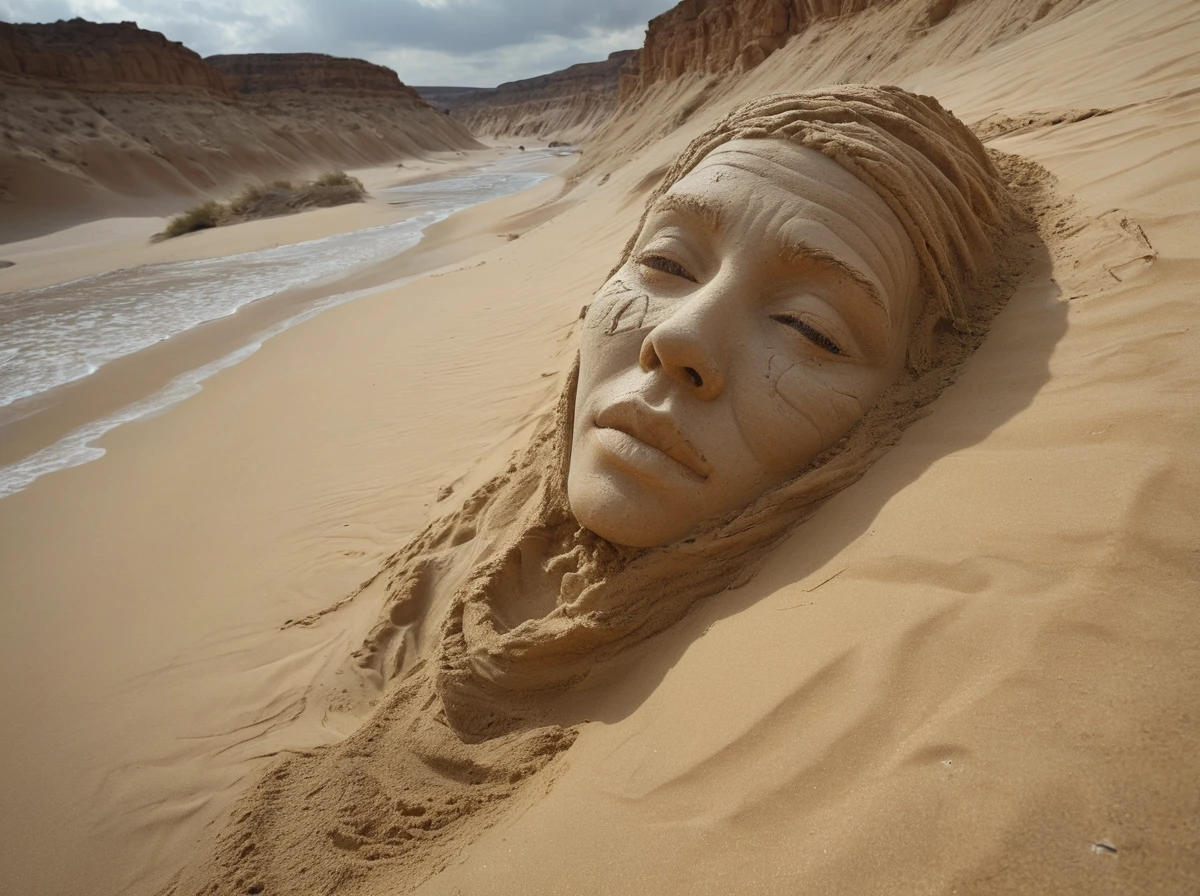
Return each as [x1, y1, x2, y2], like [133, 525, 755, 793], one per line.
[1, 0, 1198, 893]
[407, 2, 1200, 892]
[0, 149, 582, 896]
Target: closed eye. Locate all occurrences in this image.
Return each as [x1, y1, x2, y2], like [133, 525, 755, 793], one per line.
[771, 313, 845, 356]
[637, 253, 698, 283]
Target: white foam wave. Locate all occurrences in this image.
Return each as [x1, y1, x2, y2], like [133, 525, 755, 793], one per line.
[0, 159, 552, 499]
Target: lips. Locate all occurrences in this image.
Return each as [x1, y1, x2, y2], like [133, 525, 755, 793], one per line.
[594, 400, 711, 480]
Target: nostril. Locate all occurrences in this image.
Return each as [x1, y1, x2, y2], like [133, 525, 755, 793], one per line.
[684, 367, 703, 388]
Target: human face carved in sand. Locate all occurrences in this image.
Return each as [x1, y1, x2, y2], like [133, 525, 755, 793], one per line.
[569, 138, 921, 547]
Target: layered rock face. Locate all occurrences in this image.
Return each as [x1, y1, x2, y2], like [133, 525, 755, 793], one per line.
[0, 18, 230, 95]
[0, 20, 481, 241]
[417, 50, 637, 140]
[620, 0, 892, 97]
[206, 53, 420, 99]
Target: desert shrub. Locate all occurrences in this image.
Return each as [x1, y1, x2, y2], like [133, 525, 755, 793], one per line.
[298, 172, 366, 210]
[156, 171, 364, 240]
[229, 182, 297, 219]
[161, 201, 225, 238]
[226, 184, 263, 217]
[313, 171, 361, 189]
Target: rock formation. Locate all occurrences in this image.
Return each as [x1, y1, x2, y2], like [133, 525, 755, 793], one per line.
[206, 53, 420, 98]
[619, 0, 892, 98]
[417, 50, 637, 141]
[0, 18, 231, 96]
[0, 20, 480, 242]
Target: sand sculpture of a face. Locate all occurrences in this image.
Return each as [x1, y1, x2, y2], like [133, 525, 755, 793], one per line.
[570, 138, 921, 547]
[177, 89, 1038, 893]
[360, 85, 1028, 729]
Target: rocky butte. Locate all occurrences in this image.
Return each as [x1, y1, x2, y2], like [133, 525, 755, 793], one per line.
[0, 18, 230, 95]
[0, 20, 478, 241]
[206, 53, 422, 99]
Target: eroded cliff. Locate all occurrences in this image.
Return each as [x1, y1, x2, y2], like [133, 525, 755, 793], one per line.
[206, 53, 420, 98]
[0, 21, 481, 241]
[620, 0, 895, 98]
[417, 50, 637, 141]
[579, 0, 1091, 181]
[0, 18, 230, 95]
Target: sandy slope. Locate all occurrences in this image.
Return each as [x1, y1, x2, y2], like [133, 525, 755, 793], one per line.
[0, 152, 580, 896]
[0, 0, 1198, 893]
[408, 1, 1200, 892]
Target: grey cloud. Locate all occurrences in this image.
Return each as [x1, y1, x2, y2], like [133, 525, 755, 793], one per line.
[300, 0, 665, 55]
[1, 0, 670, 85]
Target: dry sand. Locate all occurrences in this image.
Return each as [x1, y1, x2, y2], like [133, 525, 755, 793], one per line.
[1, 0, 1198, 893]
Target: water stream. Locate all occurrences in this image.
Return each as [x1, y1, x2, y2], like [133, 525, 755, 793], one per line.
[0, 149, 564, 498]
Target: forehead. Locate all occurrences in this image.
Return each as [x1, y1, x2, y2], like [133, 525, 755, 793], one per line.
[668, 138, 880, 213]
[651, 138, 918, 320]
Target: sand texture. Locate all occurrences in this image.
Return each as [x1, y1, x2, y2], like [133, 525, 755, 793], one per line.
[1, 0, 1198, 893]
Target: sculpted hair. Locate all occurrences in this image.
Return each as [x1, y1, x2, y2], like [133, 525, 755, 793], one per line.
[614, 85, 1018, 337]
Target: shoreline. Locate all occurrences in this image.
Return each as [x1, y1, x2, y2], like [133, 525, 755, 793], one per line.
[0, 148, 575, 498]
[0, 135, 606, 895]
[0, 143, 540, 295]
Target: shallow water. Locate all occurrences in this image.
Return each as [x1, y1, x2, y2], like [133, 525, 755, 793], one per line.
[0, 149, 563, 498]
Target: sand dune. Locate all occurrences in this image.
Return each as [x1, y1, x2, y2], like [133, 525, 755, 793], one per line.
[0, 0, 1198, 893]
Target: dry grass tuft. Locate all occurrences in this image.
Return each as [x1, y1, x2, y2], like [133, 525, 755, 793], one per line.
[160, 200, 225, 239]
[156, 172, 366, 241]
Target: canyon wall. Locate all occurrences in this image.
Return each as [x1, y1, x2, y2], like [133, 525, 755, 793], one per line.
[0, 18, 230, 96]
[206, 53, 420, 98]
[619, 0, 895, 98]
[417, 50, 637, 141]
[0, 21, 480, 241]
[578, 0, 1092, 182]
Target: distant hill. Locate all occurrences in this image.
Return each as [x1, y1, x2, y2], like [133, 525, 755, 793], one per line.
[415, 50, 637, 142]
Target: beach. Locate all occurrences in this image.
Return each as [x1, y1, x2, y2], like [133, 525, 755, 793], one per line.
[1, 0, 1199, 893]
[0, 144, 588, 894]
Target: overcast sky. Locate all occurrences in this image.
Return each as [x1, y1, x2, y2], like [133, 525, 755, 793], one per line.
[0, 0, 674, 86]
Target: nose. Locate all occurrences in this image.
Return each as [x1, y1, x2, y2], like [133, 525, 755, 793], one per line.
[638, 294, 727, 401]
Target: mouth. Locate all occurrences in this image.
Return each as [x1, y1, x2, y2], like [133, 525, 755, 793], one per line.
[593, 400, 711, 480]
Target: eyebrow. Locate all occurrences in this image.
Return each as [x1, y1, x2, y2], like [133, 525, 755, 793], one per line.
[651, 192, 888, 316]
[776, 241, 887, 315]
[652, 193, 724, 232]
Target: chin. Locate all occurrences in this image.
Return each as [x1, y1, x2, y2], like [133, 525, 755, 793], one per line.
[567, 467, 692, 549]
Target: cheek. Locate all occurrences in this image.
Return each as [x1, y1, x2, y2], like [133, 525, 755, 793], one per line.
[579, 273, 680, 391]
[732, 352, 882, 475]
[584, 270, 677, 337]
[585, 277, 648, 336]
[577, 279, 650, 426]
